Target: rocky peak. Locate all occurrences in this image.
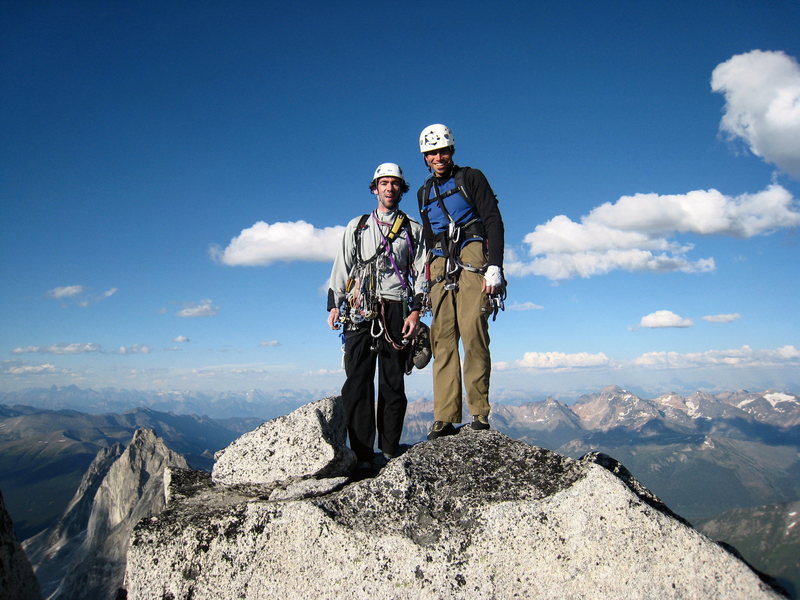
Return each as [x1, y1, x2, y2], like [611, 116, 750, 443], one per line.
[25, 428, 188, 600]
[86, 428, 187, 542]
[23, 443, 125, 597]
[491, 397, 582, 431]
[572, 387, 662, 431]
[124, 396, 784, 599]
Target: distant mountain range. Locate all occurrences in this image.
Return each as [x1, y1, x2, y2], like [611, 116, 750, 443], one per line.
[405, 386, 800, 518]
[0, 385, 314, 419]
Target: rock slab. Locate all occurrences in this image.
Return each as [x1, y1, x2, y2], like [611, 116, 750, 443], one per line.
[212, 396, 355, 486]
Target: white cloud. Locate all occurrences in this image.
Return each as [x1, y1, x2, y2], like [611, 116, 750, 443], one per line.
[212, 220, 345, 266]
[497, 351, 611, 371]
[313, 368, 344, 375]
[12, 343, 101, 354]
[508, 301, 544, 311]
[173, 335, 190, 343]
[632, 345, 800, 369]
[507, 248, 714, 280]
[190, 365, 283, 378]
[47, 285, 85, 298]
[177, 299, 218, 318]
[587, 185, 799, 238]
[712, 50, 800, 178]
[259, 340, 281, 347]
[521, 215, 676, 253]
[639, 310, 694, 329]
[508, 183, 797, 281]
[11, 342, 152, 355]
[116, 345, 151, 355]
[702, 313, 742, 323]
[7, 363, 58, 374]
[47, 285, 118, 306]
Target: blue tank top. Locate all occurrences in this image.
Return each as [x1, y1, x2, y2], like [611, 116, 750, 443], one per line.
[422, 176, 479, 234]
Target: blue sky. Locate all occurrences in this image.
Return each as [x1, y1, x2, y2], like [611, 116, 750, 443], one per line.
[2, 1, 799, 402]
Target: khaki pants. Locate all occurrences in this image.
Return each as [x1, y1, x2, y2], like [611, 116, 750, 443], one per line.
[429, 241, 491, 423]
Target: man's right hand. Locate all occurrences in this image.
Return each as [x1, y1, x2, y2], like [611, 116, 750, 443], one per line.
[327, 308, 341, 330]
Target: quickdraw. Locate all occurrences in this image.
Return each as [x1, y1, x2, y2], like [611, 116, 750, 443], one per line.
[483, 287, 507, 322]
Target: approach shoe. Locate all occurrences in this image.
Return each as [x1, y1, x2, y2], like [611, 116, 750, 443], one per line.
[470, 415, 490, 431]
[372, 452, 392, 469]
[427, 421, 458, 440]
[352, 459, 378, 480]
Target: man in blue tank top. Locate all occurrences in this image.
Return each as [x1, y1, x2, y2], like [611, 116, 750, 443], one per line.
[416, 124, 505, 439]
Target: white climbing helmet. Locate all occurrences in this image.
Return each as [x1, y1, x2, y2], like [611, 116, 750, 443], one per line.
[419, 123, 455, 153]
[372, 162, 406, 183]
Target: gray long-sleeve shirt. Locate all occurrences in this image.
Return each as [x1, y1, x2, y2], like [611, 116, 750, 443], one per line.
[327, 209, 426, 311]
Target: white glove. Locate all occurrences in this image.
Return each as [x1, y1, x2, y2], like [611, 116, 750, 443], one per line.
[484, 265, 503, 288]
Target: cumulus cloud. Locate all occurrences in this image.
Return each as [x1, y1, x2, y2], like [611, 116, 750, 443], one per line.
[12, 343, 102, 354]
[702, 313, 742, 323]
[712, 50, 800, 178]
[639, 310, 694, 328]
[259, 340, 281, 347]
[508, 302, 544, 311]
[177, 299, 218, 318]
[47, 285, 85, 298]
[212, 220, 345, 266]
[587, 185, 799, 238]
[496, 351, 611, 371]
[632, 344, 800, 369]
[507, 183, 798, 281]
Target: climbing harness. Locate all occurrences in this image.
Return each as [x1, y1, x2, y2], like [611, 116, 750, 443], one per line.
[420, 167, 506, 320]
[337, 210, 419, 353]
[420, 167, 487, 290]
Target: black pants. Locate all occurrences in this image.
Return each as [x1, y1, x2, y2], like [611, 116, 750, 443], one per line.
[341, 302, 409, 461]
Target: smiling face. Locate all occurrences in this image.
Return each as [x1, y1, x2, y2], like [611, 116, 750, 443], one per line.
[374, 176, 403, 212]
[424, 147, 454, 177]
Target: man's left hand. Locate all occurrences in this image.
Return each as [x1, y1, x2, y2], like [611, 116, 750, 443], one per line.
[402, 310, 421, 339]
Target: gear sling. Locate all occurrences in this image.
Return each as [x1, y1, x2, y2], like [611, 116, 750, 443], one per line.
[338, 211, 416, 351]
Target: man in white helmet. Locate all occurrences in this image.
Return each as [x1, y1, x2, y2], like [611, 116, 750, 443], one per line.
[327, 163, 426, 472]
[416, 124, 505, 439]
